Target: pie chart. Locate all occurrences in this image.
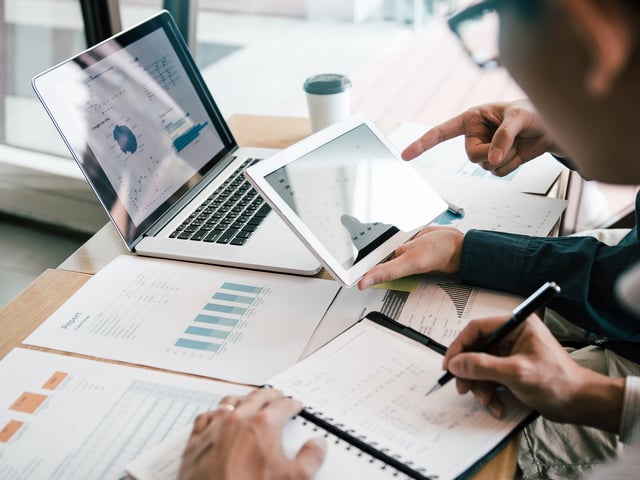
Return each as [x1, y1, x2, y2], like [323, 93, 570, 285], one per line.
[113, 125, 137, 154]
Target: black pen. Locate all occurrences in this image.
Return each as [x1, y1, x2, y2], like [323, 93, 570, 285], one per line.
[425, 281, 561, 396]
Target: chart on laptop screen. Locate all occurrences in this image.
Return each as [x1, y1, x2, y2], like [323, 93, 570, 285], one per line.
[78, 26, 224, 226]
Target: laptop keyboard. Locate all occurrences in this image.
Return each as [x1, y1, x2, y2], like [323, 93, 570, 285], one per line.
[169, 158, 271, 246]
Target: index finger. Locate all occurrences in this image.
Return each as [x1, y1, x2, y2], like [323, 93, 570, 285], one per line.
[401, 113, 466, 160]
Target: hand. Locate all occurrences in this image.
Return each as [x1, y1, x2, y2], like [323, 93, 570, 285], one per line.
[358, 226, 464, 290]
[179, 389, 326, 480]
[442, 314, 625, 433]
[402, 100, 563, 177]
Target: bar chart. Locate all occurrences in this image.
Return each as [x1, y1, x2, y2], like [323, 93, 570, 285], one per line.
[174, 282, 265, 354]
[172, 121, 209, 152]
[26, 255, 340, 384]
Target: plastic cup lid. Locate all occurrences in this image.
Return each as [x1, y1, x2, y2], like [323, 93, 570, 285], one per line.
[303, 74, 351, 95]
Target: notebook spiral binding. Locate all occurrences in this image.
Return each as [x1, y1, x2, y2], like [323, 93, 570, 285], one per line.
[299, 406, 437, 480]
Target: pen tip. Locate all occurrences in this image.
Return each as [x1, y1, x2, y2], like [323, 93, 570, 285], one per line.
[425, 382, 441, 397]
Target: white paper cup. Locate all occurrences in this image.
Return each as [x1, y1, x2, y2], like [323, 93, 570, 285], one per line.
[303, 74, 352, 132]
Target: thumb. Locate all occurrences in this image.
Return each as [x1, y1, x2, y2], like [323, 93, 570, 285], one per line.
[489, 110, 526, 165]
[294, 436, 327, 477]
[448, 352, 518, 384]
[358, 255, 418, 290]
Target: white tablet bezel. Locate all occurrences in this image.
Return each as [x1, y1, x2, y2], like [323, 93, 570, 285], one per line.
[245, 113, 447, 287]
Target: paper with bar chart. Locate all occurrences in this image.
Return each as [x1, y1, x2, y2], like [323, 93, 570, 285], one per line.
[0, 348, 251, 480]
[304, 274, 522, 356]
[26, 255, 339, 384]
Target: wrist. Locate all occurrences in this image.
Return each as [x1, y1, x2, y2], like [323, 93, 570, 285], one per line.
[564, 367, 625, 433]
[446, 230, 464, 274]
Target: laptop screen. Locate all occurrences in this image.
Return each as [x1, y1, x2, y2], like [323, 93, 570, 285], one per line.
[33, 12, 235, 246]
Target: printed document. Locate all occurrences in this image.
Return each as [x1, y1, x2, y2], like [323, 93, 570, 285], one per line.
[303, 274, 521, 357]
[0, 348, 251, 479]
[429, 177, 567, 236]
[25, 255, 339, 384]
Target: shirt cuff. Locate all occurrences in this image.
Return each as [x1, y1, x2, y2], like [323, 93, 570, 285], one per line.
[620, 376, 640, 444]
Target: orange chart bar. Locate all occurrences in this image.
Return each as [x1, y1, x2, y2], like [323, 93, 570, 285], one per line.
[10, 392, 48, 414]
[0, 420, 23, 443]
[42, 371, 69, 391]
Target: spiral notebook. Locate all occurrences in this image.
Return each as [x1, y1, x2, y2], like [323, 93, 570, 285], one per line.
[127, 311, 533, 480]
[268, 311, 534, 479]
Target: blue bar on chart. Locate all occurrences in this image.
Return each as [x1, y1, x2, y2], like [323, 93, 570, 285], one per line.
[213, 292, 254, 304]
[175, 338, 220, 352]
[173, 122, 209, 152]
[175, 281, 264, 353]
[185, 326, 230, 340]
[221, 282, 263, 294]
[194, 314, 238, 327]
[203, 303, 247, 315]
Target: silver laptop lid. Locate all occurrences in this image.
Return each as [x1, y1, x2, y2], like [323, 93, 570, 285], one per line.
[32, 11, 237, 248]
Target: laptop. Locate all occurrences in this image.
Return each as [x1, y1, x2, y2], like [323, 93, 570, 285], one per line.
[32, 11, 321, 276]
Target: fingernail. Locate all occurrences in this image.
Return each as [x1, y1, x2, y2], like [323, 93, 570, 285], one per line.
[488, 148, 503, 165]
[359, 276, 374, 290]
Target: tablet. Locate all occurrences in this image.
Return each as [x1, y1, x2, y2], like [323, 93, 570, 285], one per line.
[245, 114, 447, 287]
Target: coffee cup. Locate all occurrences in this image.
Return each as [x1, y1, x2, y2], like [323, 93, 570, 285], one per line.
[303, 74, 352, 133]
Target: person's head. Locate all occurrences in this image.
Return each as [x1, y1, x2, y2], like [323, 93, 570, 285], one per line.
[450, 0, 640, 183]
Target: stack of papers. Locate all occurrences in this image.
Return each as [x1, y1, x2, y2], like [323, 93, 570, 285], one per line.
[389, 122, 568, 236]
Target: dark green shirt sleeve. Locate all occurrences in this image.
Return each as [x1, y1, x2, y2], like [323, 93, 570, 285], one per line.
[459, 213, 640, 344]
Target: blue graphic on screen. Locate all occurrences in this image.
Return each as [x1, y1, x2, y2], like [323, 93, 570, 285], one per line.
[173, 122, 209, 152]
[113, 125, 138, 154]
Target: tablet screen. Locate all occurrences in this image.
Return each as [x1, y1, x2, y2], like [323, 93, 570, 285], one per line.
[264, 123, 430, 271]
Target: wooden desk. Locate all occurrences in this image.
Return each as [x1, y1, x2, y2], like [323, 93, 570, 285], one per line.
[1, 114, 519, 480]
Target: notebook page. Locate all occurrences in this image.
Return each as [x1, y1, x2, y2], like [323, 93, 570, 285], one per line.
[269, 321, 530, 480]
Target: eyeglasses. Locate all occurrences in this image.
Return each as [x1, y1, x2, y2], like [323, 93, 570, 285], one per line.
[447, 0, 504, 69]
